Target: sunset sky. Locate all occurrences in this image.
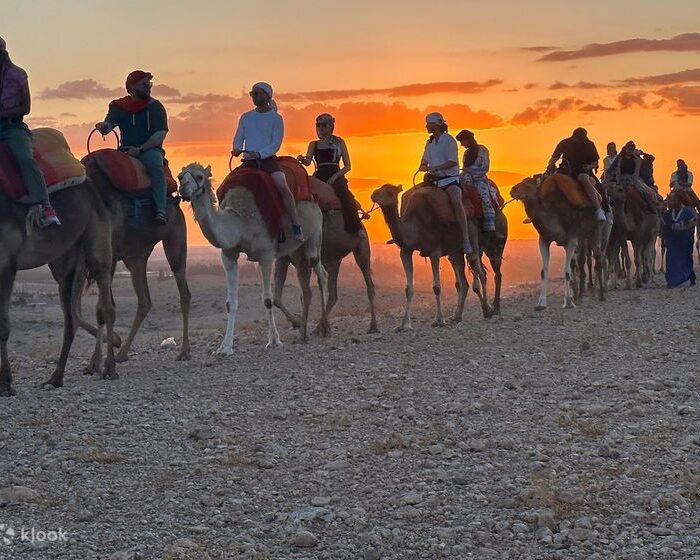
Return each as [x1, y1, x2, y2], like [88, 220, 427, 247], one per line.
[6, 0, 700, 242]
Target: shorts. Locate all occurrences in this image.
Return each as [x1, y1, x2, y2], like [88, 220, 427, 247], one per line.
[241, 156, 282, 174]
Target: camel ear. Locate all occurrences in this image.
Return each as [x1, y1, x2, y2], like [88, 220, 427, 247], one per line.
[204, 165, 212, 177]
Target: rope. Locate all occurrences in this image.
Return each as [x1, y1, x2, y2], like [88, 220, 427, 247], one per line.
[86, 128, 120, 154]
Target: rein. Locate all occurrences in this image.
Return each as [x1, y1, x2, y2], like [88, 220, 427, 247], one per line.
[86, 128, 120, 153]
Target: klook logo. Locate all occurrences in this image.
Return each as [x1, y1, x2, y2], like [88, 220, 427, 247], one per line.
[0, 524, 68, 545]
[0, 524, 16, 545]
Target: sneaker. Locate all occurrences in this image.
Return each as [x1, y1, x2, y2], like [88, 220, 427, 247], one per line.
[154, 210, 168, 225]
[292, 224, 305, 242]
[39, 204, 61, 228]
[595, 208, 606, 222]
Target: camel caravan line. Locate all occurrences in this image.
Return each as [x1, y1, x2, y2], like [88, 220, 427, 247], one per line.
[0, 126, 689, 397]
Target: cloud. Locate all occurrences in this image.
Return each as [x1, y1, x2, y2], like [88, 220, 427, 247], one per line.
[275, 80, 502, 102]
[39, 79, 121, 100]
[538, 32, 700, 62]
[523, 82, 538, 90]
[509, 97, 585, 125]
[25, 116, 59, 127]
[579, 103, 615, 112]
[654, 85, 700, 114]
[59, 112, 77, 118]
[521, 46, 560, 53]
[617, 68, 700, 86]
[617, 91, 647, 109]
[548, 81, 605, 90]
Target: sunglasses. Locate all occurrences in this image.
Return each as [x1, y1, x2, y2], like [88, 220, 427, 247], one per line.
[249, 90, 265, 97]
[316, 122, 330, 128]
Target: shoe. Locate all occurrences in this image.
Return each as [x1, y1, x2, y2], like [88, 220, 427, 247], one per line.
[38, 204, 61, 228]
[595, 208, 606, 222]
[292, 224, 305, 242]
[523, 218, 532, 224]
[154, 210, 168, 225]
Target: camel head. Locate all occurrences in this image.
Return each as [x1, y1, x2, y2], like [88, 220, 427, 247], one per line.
[510, 174, 541, 202]
[370, 183, 403, 208]
[606, 180, 626, 204]
[178, 163, 212, 201]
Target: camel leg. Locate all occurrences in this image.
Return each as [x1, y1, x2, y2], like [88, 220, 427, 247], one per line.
[429, 252, 445, 327]
[398, 248, 414, 331]
[535, 237, 550, 310]
[115, 256, 151, 363]
[353, 237, 379, 333]
[563, 239, 578, 309]
[490, 252, 503, 315]
[88, 260, 117, 380]
[448, 252, 467, 323]
[573, 248, 586, 305]
[622, 242, 632, 290]
[163, 229, 191, 361]
[217, 249, 239, 355]
[260, 255, 282, 349]
[586, 247, 594, 292]
[633, 241, 643, 288]
[76, 262, 122, 348]
[311, 258, 332, 338]
[44, 253, 82, 389]
[294, 261, 312, 344]
[273, 256, 301, 328]
[0, 268, 17, 397]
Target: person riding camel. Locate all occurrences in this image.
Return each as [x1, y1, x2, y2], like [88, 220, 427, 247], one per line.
[547, 127, 606, 222]
[95, 70, 169, 225]
[0, 36, 60, 230]
[232, 81, 304, 242]
[602, 142, 617, 182]
[297, 113, 363, 234]
[670, 159, 700, 210]
[419, 112, 472, 255]
[456, 129, 500, 238]
[640, 151, 657, 191]
[612, 141, 658, 212]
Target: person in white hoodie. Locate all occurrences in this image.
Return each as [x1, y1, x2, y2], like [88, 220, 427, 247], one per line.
[232, 82, 304, 242]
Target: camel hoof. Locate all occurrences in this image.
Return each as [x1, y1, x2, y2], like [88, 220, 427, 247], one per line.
[115, 351, 130, 363]
[534, 304, 547, 311]
[176, 349, 191, 361]
[431, 320, 446, 328]
[102, 369, 119, 381]
[41, 378, 63, 390]
[563, 301, 576, 309]
[368, 324, 380, 334]
[266, 340, 283, 349]
[395, 324, 412, 332]
[0, 383, 17, 397]
[83, 359, 101, 376]
[214, 345, 234, 356]
[450, 316, 463, 324]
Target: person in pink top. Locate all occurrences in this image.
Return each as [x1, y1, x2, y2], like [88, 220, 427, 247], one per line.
[0, 36, 60, 229]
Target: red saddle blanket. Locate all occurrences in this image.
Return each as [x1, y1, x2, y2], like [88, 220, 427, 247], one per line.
[81, 149, 178, 195]
[216, 157, 314, 238]
[0, 128, 86, 201]
[462, 180, 504, 218]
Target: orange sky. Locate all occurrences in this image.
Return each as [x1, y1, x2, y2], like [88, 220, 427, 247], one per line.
[6, 1, 700, 243]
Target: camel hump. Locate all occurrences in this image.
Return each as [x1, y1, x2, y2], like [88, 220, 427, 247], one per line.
[277, 156, 314, 202]
[539, 173, 594, 208]
[0, 127, 85, 202]
[309, 176, 342, 212]
[82, 149, 177, 195]
[401, 184, 455, 223]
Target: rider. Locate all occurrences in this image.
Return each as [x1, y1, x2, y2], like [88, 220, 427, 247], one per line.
[612, 141, 658, 212]
[547, 127, 606, 222]
[232, 81, 304, 242]
[639, 151, 657, 191]
[297, 113, 362, 234]
[0, 36, 60, 229]
[602, 142, 617, 182]
[95, 70, 169, 225]
[670, 159, 700, 209]
[456, 129, 499, 237]
[419, 113, 472, 255]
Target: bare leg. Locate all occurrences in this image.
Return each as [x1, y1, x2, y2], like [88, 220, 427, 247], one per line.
[446, 184, 471, 251]
[217, 249, 239, 355]
[260, 255, 282, 348]
[271, 171, 301, 226]
[398, 248, 414, 331]
[429, 252, 445, 327]
[163, 228, 191, 361]
[578, 173, 605, 219]
[536, 237, 550, 310]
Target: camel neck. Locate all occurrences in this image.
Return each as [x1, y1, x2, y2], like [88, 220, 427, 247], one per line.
[380, 204, 406, 247]
[190, 185, 237, 249]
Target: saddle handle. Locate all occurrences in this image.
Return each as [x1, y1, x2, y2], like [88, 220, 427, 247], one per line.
[86, 128, 120, 154]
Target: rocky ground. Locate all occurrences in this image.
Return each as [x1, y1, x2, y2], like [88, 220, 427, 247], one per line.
[1, 257, 699, 559]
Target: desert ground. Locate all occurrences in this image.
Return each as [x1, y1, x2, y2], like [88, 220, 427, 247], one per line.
[0, 241, 698, 560]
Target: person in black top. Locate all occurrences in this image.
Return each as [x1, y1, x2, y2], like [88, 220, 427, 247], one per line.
[95, 70, 169, 225]
[547, 127, 606, 221]
[612, 141, 658, 211]
[297, 113, 362, 233]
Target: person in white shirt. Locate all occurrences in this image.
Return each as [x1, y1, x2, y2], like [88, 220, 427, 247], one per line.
[419, 112, 472, 254]
[232, 82, 303, 242]
[602, 142, 617, 182]
[670, 159, 700, 209]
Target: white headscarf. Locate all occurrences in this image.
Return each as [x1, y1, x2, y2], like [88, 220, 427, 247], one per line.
[252, 81, 277, 111]
[425, 112, 445, 125]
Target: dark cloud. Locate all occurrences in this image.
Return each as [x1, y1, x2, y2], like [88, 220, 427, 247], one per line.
[617, 91, 647, 109]
[617, 68, 700, 86]
[654, 85, 700, 114]
[521, 46, 560, 53]
[39, 79, 121, 100]
[509, 97, 586, 125]
[538, 32, 700, 62]
[579, 103, 615, 112]
[548, 81, 606, 90]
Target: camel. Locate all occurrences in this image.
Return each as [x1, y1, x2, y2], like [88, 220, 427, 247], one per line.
[177, 162, 328, 351]
[273, 178, 378, 334]
[510, 173, 608, 309]
[370, 184, 492, 331]
[469, 203, 508, 315]
[0, 180, 116, 396]
[79, 156, 191, 366]
[606, 181, 661, 288]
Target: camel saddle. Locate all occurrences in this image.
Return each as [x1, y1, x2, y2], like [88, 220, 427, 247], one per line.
[216, 156, 315, 238]
[81, 149, 178, 196]
[309, 176, 342, 212]
[400, 183, 502, 224]
[462, 180, 504, 218]
[0, 128, 86, 202]
[538, 173, 599, 208]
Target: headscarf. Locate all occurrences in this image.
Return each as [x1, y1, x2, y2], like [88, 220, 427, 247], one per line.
[252, 81, 276, 111]
[425, 112, 445, 125]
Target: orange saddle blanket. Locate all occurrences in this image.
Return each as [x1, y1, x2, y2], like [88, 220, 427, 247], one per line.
[81, 149, 178, 195]
[400, 183, 502, 224]
[0, 128, 86, 202]
[216, 156, 315, 238]
[538, 173, 598, 207]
